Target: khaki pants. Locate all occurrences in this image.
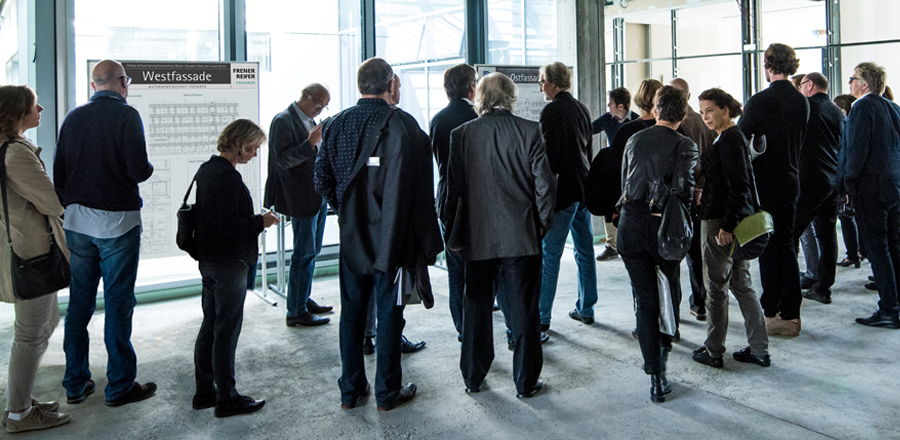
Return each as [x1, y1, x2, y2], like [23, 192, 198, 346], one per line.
[604, 218, 617, 250]
[701, 219, 768, 357]
[6, 293, 59, 412]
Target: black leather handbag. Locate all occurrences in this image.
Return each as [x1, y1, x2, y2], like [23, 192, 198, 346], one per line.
[0, 142, 70, 300]
[176, 174, 200, 260]
[657, 146, 693, 261]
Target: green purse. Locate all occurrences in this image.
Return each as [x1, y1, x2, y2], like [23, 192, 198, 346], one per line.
[730, 209, 773, 259]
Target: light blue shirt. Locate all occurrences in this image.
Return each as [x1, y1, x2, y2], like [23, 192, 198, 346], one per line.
[292, 102, 316, 133]
[64, 204, 142, 239]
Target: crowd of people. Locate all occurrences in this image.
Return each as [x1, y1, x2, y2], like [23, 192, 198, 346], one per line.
[0, 40, 898, 433]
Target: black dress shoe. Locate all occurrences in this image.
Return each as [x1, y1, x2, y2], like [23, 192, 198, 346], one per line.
[692, 346, 723, 368]
[341, 383, 371, 409]
[799, 273, 817, 290]
[192, 392, 216, 410]
[105, 382, 157, 407]
[464, 383, 483, 393]
[855, 311, 900, 329]
[690, 308, 707, 321]
[836, 257, 861, 268]
[568, 309, 595, 325]
[363, 337, 375, 355]
[865, 281, 878, 291]
[650, 374, 671, 403]
[286, 312, 330, 327]
[307, 299, 333, 314]
[540, 331, 550, 344]
[214, 395, 265, 418]
[67, 379, 95, 404]
[377, 383, 417, 411]
[516, 380, 543, 398]
[802, 289, 832, 304]
[400, 335, 426, 354]
[868, 275, 876, 282]
[732, 346, 771, 367]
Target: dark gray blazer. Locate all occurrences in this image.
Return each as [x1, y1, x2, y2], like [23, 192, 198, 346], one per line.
[443, 110, 556, 261]
[263, 104, 323, 218]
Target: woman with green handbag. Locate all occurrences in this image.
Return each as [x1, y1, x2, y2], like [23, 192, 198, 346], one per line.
[691, 88, 772, 370]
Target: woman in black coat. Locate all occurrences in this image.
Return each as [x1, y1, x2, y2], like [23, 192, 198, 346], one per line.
[617, 86, 697, 403]
[192, 119, 279, 418]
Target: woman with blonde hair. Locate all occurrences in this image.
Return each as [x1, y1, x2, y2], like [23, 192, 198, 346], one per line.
[191, 119, 279, 417]
[0, 85, 72, 433]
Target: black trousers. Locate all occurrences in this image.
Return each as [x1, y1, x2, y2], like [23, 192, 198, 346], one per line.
[758, 185, 803, 320]
[461, 255, 542, 394]
[337, 259, 405, 407]
[195, 259, 249, 403]
[617, 204, 680, 375]
[795, 189, 839, 295]
[855, 192, 900, 316]
[685, 209, 706, 314]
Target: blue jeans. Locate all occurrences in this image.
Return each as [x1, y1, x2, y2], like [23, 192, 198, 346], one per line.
[63, 226, 141, 401]
[539, 203, 598, 324]
[337, 259, 405, 408]
[286, 199, 327, 317]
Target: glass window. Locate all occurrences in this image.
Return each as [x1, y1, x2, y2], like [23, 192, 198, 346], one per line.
[840, 43, 900, 97]
[623, 10, 671, 62]
[0, 0, 22, 85]
[487, 0, 558, 65]
[794, 48, 824, 78]
[623, 60, 672, 98]
[73, 0, 220, 105]
[247, 0, 361, 249]
[375, 0, 465, 130]
[676, 1, 742, 57]
[676, 55, 745, 103]
[840, 0, 900, 44]
[760, 0, 826, 49]
[375, 0, 465, 65]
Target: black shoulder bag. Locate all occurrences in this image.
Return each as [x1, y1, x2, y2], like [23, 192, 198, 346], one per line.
[176, 173, 200, 260]
[657, 145, 693, 261]
[0, 141, 70, 299]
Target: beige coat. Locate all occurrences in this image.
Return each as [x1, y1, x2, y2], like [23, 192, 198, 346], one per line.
[0, 136, 68, 304]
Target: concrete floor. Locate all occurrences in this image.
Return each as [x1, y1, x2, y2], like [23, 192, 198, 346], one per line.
[1, 245, 899, 440]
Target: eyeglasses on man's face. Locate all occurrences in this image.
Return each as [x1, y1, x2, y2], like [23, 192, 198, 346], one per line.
[849, 76, 860, 83]
[119, 75, 133, 86]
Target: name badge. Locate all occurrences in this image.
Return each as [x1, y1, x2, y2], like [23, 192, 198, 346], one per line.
[367, 157, 380, 166]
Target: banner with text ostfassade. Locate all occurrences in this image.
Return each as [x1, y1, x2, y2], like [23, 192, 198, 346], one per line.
[475, 65, 547, 122]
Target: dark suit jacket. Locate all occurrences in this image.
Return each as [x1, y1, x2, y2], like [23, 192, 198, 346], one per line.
[540, 91, 593, 210]
[430, 98, 477, 218]
[338, 108, 443, 275]
[263, 104, 323, 218]
[799, 92, 844, 199]
[443, 110, 556, 261]
[840, 94, 900, 201]
[738, 80, 810, 202]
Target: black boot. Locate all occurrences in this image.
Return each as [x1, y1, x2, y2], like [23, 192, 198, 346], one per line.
[650, 347, 672, 402]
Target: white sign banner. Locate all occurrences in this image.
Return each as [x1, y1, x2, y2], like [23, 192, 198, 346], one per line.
[475, 65, 547, 122]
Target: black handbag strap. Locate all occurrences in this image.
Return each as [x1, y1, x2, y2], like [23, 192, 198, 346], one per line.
[0, 141, 54, 247]
[182, 171, 199, 205]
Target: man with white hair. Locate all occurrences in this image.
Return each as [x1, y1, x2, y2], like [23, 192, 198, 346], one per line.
[443, 72, 556, 398]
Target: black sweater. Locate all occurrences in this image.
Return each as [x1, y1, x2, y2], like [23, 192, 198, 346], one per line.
[540, 92, 593, 210]
[194, 155, 264, 263]
[699, 126, 756, 232]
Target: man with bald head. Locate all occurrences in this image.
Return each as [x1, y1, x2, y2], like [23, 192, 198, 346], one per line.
[263, 84, 334, 327]
[669, 78, 715, 322]
[54, 59, 156, 406]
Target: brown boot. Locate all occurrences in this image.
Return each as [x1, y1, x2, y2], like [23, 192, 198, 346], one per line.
[766, 315, 800, 337]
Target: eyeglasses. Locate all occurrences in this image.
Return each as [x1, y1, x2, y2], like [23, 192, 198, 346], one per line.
[313, 98, 329, 111]
[119, 75, 133, 86]
[849, 76, 860, 83]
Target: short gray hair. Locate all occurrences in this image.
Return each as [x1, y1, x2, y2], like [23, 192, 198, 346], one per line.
[539, 62, 571, 91]
[855, 62, 887, 96]
[357, 58, 394, 95]
[474, 73, 517, 115]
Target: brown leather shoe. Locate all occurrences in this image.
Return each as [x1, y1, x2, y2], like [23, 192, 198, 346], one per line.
[766, 316, 800, 337]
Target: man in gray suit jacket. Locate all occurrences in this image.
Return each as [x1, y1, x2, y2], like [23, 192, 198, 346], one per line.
[263, 84, 333, 327]
[443, 72, 556, 398]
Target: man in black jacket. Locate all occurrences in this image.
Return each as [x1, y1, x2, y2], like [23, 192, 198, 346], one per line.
[263, 84, 333, 327]
[314, 58, 443, 410]
[430, 64, 478, 340]
[443, 72, 555, 398]
[795, 72, 844, 305]
[738, 43, 810, 337]
[536, 62, 597, 330]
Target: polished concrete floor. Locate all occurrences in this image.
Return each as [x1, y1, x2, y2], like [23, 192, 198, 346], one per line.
[1, 245, 898, 439]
